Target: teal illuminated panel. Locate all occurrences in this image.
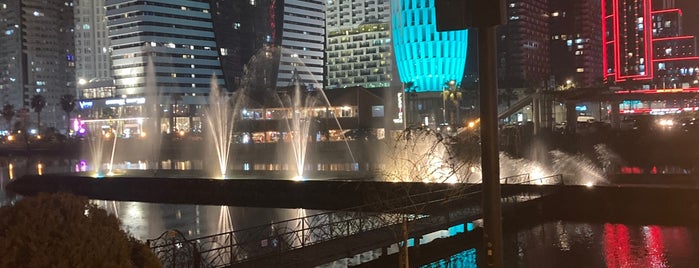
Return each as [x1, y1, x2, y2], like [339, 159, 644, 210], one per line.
[391, 0, 469, 92]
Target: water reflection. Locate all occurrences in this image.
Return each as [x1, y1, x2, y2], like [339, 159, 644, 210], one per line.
[437, 221, 697, 267]
[422, 248, 477, 268]
[0, 158, 317, 241]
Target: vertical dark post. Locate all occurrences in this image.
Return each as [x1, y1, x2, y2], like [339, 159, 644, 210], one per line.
[434, 0, 505, 265]
[479, 26, 503, 267]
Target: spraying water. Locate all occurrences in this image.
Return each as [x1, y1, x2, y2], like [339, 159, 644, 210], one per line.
[278, 48, 356, 178]
[205, 76, 244, 179]
[85, 124, 106, 176]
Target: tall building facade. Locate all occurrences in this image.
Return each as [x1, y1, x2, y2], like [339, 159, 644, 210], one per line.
[74, 0, 114, 99]
[604, 0, 699, 89]
[391, 0, 468, 127]
[325, 0, 392, 90]
[498, 0, 551, 89]
[105, 0, 224, 98]
[549, 0, 602, 88]
[210, 0, 283, 91]
[276, 0, 325, 89]
[0, 0, 75, 130]
[391, 0, 468, 92]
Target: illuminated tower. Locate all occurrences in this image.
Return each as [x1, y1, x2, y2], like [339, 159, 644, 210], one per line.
[603, 0, 655, 84]
[390, 0, 469, 92]
[604, 0, 699, 89]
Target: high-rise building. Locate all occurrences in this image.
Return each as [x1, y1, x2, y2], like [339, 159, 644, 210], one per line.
[276, 0, 325, 89]
[0, 0, 75, 131]
[391, 0, 469, 127]
[651, 8, 699, 89]
[498, 0, 551, 89]
[209, 0, 283, 91]
[0, 1, 23, 111]
[549, 0, 603, 88]
[391, 0, 468, 92]
[325, 0, 392, 89]
[105, 0, 224, 98]
[74, 0, 114, 99]
[603, 0, 699, 89]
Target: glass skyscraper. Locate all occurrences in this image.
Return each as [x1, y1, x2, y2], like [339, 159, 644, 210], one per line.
[105, 0, 224, 98]
[276, 0, 325, 89]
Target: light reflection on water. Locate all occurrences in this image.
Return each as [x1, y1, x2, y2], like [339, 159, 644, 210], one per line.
[0, 158, 317, 241]
[90, 192, 309, 241]
[434, 221, 698, 267]
[3, 158, 699, 266]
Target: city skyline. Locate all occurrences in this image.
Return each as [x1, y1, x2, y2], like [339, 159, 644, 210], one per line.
[1, 0, 699, 132]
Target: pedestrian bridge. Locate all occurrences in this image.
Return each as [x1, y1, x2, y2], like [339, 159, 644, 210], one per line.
[148, 174, 564, 268]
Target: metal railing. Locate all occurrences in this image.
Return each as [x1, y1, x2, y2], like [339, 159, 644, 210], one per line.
[149, 174, 564, 267]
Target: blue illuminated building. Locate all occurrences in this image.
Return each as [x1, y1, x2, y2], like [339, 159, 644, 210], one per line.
[391, 0, 469, 92]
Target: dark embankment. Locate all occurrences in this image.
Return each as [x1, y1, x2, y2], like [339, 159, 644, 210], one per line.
[6, 174, 478, 211]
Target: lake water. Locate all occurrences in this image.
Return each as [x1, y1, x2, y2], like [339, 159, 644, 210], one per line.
[3, 158, 699, 267]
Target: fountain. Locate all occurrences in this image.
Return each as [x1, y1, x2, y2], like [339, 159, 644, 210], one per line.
[85, 124, 106, 176]
[380, 125, 611, 186]
[275, 51, 356, 180]
[204, 76, 243, 179]
[141, 56, 163, 170]
[280, 79, 318, 180]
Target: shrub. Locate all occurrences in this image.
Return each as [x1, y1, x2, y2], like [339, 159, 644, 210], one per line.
[0, 192, 161, 268]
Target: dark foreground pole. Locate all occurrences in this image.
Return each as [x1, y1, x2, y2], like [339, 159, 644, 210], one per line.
[434, 1, 505, 266]
[478, 25, 503, 267]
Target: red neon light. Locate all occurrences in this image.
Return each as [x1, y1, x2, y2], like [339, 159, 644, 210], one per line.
[612, 0, 620, 81]
[653, 36, 694, 42]
[612, 0, 655, 82]
[615, 87, 699, 94]
[652, 8, 683, 16]
[653, 56, 699, 62]
[645, 0, 654, 80]
[602, 0, 608, 80]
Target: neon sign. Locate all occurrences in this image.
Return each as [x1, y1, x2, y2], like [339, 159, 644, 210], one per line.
[78, 101, 93, 109]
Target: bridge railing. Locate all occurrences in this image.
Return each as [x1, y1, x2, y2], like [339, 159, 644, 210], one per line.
[149, 174, 564, 267]
[500, 173, 564, 185]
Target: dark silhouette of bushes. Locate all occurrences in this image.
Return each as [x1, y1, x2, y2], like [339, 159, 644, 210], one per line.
[0, 192, 161, 268]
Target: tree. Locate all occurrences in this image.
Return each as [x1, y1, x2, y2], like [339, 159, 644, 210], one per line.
[1, 103, 15, 132]
[376, 126, 481, 267]
[0, 192, 161, 267]
[60, 94, 76, 134]
[30, 94, 47, 131]
[442, 80, 462, 125]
